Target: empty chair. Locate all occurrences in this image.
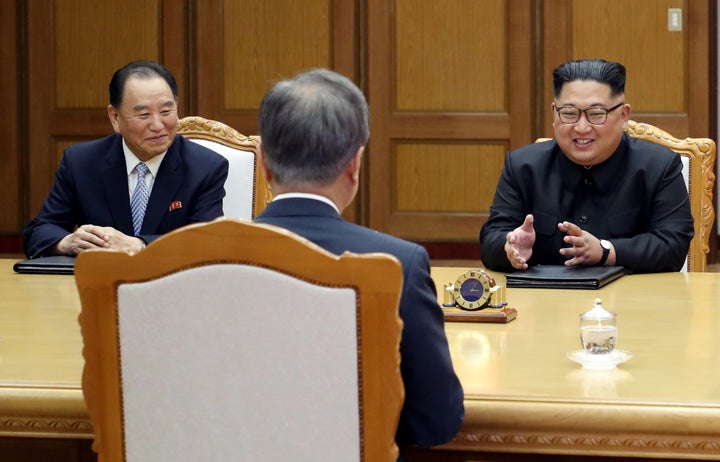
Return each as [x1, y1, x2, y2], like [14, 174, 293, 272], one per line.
[177, 116, 271, 218]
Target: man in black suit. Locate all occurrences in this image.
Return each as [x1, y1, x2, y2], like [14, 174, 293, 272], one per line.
[23, 61, 228, 258]
[480, 58, 693, 273]
[254, 68, 464, 448]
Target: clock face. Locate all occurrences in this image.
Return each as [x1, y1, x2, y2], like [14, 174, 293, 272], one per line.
[453, 269, 493, 311]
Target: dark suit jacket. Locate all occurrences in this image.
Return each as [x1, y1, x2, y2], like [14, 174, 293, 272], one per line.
[480, 133, 694, 273]
[23, 133, 229, 258]
[255, 198, 464, 447]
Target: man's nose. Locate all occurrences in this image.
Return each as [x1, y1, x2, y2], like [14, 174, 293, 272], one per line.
[148, 113, 164, 129]
[574, 113, 594, 131]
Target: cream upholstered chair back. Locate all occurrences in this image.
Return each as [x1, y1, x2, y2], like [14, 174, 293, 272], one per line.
[177, 116, 271, 218]
[537, 120, 716, 272]
[75, 218, 404, 462]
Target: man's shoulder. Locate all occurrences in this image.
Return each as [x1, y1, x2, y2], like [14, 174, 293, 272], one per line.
[341, 221, 428, 261]
[511, 139, 555, 157]
[258, 201, 428, 264]
[514, 138, 554, 153]
[65, 133, 120, 157]
[626, 135, 679, 159]
[618, 135, 682, 176]
[505, 139, 557, 168]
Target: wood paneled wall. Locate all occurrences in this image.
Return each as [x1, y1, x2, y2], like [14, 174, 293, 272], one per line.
[193, 0, 360, 221]
[368, 0, 532, 241]
[0, 0, 714, 262]
[541, 0, 708, 137]
[368, 0, 711, 244]
[1, 1, 20, 234]
[195, 0, 341, 124]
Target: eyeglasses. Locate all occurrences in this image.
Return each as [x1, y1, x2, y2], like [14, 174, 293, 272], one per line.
[554, 102, 624, 125]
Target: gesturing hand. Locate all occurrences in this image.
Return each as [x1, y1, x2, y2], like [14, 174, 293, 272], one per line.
[557, 221, 603, 266]
[504, 214, 535, 270]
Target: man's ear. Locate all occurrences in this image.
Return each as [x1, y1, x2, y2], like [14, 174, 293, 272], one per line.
[349, 146, 364, 182]
[621, 103, 632, 128]
[257, 144, 273, 183]
[107, 105, 121, 133]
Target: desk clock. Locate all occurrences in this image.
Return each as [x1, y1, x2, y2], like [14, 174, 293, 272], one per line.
[453, 269, 495, 310]
[442, 268, 517, 323]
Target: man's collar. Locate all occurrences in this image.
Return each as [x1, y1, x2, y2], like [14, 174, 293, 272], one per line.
[122, 138, 166, 177]
[557, 133, 628, 194]
[271, 193, 341, 214]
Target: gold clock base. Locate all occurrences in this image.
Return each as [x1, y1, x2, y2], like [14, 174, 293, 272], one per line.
[443, 306, 518, 323]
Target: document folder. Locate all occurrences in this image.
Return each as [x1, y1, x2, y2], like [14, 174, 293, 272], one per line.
[505, 265, 625, 289]
[13, 255, 76, 275]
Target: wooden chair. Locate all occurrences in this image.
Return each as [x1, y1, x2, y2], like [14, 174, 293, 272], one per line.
[75, 218, 404, 462]
[537, 120, 716, 272]
[626, 121, 716, 271]
[177, 116, 271, 218]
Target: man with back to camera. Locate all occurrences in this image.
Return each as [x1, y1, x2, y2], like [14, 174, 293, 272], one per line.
[480, 58, 693, 273]
[253, 68, 464, 451]
[23, 60, 229, 258]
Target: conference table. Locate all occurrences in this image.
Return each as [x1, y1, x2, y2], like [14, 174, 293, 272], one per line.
[0, 259, 91, 460]
[2, 259, 720, 461]
[421, 267, 720, 461]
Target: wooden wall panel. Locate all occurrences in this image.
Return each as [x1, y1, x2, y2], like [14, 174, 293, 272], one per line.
[195, 0, 354, 135]
[395, 143, 506, 213]
[26, 0, 186, 222]
[223, 0, 330, 110]
[395, 0, 506, 112]
[54, 0, 160, 108]
[569, 0, 685, 113]
[368, 0, 532, 241]
[0, 1, 20, 233]
[542, 0, 708, 139]
[194, 0, 359, 221]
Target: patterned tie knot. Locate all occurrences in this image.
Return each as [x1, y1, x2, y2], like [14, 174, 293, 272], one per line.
[131, 163, 151, 235]
[135, 162, 149, 177]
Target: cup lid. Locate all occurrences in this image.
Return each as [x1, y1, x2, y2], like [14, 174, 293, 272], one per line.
[581, 298, 615, 320]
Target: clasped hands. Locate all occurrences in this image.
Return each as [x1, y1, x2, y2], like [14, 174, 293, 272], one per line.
[504, 214, 609, 270]
[55, 225, 145, 256]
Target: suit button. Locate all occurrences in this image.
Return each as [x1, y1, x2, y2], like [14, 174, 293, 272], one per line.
[580, 216, 588, 224]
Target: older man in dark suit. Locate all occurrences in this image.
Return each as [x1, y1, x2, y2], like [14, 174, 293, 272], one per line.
[23, 61, 228, 258]
[254, 69, 464, 451]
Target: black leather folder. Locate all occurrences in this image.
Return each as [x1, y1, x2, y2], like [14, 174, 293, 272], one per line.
[13, 255, 76, 275]
[505, 265, 625, 289]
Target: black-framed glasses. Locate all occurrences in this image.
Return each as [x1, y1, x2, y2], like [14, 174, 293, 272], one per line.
[554, 102, 624, 125]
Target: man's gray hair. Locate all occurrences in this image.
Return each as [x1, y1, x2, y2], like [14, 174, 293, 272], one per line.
[258, 68, 369, 186]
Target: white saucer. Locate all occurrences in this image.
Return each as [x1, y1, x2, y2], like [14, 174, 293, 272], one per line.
[567, 350, 632, 370]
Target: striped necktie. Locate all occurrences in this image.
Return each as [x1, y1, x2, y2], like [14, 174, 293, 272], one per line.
[130, 162, 150, 235]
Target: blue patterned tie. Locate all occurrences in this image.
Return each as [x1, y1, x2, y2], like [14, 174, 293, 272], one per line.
[131, 162, 150, 236]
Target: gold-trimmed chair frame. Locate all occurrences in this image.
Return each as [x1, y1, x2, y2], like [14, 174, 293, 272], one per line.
[177, 116, 271, 217]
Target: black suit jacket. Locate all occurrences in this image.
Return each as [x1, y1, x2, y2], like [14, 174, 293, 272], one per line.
[23, 133, 229, 258]
[256, 198, 464, 447]
[480, 133, 694, 273]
